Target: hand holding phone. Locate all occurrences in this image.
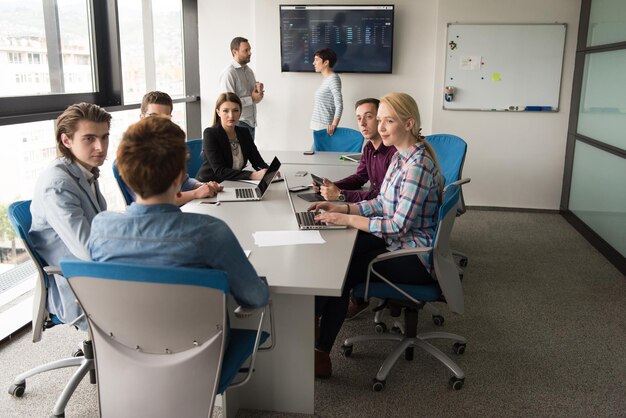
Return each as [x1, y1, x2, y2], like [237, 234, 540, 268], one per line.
[310, 173, 324, 187]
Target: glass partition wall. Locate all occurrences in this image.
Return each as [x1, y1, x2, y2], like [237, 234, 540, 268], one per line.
[0, 0, 200, 338]
[561, 0, 626, 274]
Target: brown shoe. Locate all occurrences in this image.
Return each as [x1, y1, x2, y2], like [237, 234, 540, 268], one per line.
[345, 299, 370, 321]
[315, 350, 332, 379]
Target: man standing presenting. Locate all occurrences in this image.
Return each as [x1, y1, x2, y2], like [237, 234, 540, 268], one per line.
[219, 36, 264, 140]
[316, 98, 396, 203]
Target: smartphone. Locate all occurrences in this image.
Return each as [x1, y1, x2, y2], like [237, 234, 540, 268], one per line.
[288, 185, 310, 192]
[295, 170, 308, 177]
[310, 173, 324, 187]
[303, 150, 315, 155]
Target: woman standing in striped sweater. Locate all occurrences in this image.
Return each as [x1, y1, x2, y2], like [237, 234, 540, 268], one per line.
[310, 48, 343, 136]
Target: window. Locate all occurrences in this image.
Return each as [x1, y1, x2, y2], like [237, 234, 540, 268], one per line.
[561, 0, 626, 274]
[0, 0, 200, 337]
[118, 0, 185, 104]
[8, 52, 23, 64]
[27, 53, 41, 65]
[0, 0, 96, 98]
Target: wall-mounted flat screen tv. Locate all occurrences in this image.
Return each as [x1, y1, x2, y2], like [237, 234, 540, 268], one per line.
[279, 5, 394, 73]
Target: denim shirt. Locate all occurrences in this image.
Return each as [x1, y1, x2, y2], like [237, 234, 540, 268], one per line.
[88, 203, 269, 308]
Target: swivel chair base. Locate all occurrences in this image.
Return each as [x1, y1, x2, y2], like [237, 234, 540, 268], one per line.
[8, 340, 95, 417]
[341, 307, 466, 392]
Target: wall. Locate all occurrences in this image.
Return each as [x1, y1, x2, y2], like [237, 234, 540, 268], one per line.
[432, 0, 581, 209]
[198, 0, 581, 210]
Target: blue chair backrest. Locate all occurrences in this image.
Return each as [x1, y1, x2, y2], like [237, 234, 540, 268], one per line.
[8, 200, 47, 269]
[187, 139, 203, 178]
[313, 127, 364, 152]
[425, 134, 467, 187]
[112, 160, 134, 206]
[60, 260, 230, 294]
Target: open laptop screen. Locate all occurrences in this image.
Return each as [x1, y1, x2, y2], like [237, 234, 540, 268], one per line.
[257, 157, 281, 195]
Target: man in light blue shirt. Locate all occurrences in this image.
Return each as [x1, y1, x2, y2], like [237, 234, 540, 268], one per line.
[219, 36, 264, 140]
[89, 116, 269, 309]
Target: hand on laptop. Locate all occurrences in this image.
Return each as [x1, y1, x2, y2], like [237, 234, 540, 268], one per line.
[250, 169, 267, 180]
[308, 201, 340, 213]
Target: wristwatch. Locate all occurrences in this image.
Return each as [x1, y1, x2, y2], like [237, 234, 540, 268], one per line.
[337, 192, 346, 202]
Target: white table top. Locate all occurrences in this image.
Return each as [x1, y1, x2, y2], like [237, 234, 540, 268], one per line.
[261, 150, 359, 166]
[182, 164, 358, 297]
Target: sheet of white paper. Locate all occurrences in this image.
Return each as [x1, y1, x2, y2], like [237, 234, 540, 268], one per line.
[460, 55, 481, 70]
[253, 230, 326, 247]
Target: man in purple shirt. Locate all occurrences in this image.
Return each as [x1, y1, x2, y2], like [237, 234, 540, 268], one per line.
[316, 98, 396, 202]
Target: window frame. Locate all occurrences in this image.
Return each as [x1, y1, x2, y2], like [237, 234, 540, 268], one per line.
[560, 0, 626, 275]
[0, 0, 201, 138]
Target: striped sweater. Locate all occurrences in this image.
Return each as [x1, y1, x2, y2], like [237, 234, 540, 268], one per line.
[310, 73, 343, 130]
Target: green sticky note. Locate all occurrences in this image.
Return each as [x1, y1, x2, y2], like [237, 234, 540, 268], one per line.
[492, 72, 501, 81]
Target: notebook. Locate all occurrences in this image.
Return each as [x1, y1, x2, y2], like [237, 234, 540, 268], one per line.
[284, 178, 347, 230]
[203, 157, 281, 203]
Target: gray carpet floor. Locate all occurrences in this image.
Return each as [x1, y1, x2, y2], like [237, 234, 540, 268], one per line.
[1, 210, 624, 417]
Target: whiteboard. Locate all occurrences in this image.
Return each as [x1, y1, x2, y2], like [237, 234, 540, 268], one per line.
[443, 24, 566, 111]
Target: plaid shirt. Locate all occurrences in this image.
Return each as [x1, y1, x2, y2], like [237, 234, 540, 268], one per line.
[356, 142, 442, 273]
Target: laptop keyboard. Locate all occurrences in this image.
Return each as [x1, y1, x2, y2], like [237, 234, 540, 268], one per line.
[235, 188, 256, 199]
[296, 211, 321, 227]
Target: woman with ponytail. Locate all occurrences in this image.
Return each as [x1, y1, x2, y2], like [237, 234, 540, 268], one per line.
[309, 92, 444, 378]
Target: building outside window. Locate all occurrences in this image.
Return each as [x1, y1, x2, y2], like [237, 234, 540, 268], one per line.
[0, 0, 196, 339]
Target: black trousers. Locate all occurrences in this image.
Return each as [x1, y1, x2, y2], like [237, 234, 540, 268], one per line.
[315, 230, 435, 352]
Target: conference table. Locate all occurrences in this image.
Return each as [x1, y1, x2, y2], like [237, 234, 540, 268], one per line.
[182, 151, 360, 415]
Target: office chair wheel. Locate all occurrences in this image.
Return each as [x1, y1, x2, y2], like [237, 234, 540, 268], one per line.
[340, 344, 353, 357]
[449, 377, 464, 390]
[371, 379, 386, 392]
[50, 413, 65, 418]
[432, 315, 445, 326]
[453, 342, 466, 355]
[374, 322, 387, 334]
[8, 382, 26, 397]
[73, 348, 84, 357]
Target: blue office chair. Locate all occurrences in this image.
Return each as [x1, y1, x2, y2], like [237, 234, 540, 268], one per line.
[425, 134, 469, 268]
[7, 200, 95, 418]
[313, 127, 364, 152]
[186, 138, 203, 178]
[425, 134, 468, 216]
[60, 260, 273, 418]
[341, 179, 470, 392]
[112, 161, 134, 206]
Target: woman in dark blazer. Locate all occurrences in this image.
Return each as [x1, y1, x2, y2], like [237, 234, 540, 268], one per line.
[196, 92, 269, 182]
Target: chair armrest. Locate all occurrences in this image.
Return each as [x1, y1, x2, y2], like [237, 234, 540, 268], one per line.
[370, 247, 432, 263]
[43, 265, 61, 275]
[234, 305, 263, 319]
[228, 299, 276, 389]
[363, 248, 435, 306]
[443, 177, 471, 193]
[233, 300, 275, 351]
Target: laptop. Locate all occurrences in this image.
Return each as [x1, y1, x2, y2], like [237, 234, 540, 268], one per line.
[284, 178, 347, 230]
[204, 157, 281, 202]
